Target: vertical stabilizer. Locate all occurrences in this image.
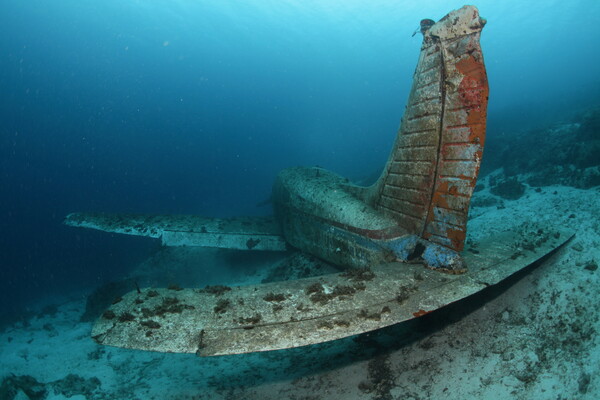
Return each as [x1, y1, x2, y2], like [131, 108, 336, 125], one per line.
[368, 6, 488, 254]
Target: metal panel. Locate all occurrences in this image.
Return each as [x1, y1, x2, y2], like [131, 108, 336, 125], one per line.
[369, 5, 488, 255]
[91, 225, 572, 356]
[161, 230, 287, 251]
[65, 213, 287, 251]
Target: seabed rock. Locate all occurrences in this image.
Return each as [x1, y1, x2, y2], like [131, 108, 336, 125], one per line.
[0, 375, 46, 400]
[52, 374, 101, 398]
[482, 107, 600, 190]
[0, 374, 102, 400]
[490, 177, 526, 200]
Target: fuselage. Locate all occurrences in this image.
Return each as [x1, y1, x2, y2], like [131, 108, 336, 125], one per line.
[272, 166, 413, 268]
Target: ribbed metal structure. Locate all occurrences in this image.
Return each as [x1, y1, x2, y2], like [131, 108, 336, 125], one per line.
[370, 7, 489, 252]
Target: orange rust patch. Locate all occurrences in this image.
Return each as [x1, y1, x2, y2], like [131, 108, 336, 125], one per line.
[456, 55, 488, 147]
[421, 45, 488, 253]
[467, 109, 487, 146]
[428, 182, 450, 223]
[458, 76, 485, 110]
[456, 174, 475, 182]
[447, 185, 459, 195]
[456, 56, 487, 87]
[446, 227, 466, 251]
[413, 309, 430, 317]
[437, 180, 449, 193]
[431, 191, 450, 210]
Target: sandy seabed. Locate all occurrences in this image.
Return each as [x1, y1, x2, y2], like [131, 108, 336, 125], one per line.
[1, 177, 599, 400]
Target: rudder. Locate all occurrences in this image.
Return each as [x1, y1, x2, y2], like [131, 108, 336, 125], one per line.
[368, 6, 488, 254]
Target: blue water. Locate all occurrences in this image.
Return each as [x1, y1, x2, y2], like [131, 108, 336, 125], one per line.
[1, 0, 599, 322]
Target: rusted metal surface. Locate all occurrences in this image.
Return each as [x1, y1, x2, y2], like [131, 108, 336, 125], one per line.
[92, 225, 573, 356]
[368, 5, 488, 254]
[65, 213, 287, 251]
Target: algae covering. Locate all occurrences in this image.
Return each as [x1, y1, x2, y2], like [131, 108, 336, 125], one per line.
[65, 213, 287, 251]
[91, 224, 572, 356]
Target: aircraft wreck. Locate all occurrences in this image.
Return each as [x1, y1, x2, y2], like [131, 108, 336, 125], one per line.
[65, 6, 572, 356]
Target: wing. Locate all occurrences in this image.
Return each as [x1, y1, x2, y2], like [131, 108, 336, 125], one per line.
[91, 225, 573, 356]
[65, 213, 287, 251]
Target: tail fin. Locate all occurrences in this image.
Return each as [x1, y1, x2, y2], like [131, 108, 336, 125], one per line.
[368, 6, 488, 253]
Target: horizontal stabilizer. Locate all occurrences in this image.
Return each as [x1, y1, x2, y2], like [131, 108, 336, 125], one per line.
[64, 213, 287, 251]
[92, 224, 572, 356]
